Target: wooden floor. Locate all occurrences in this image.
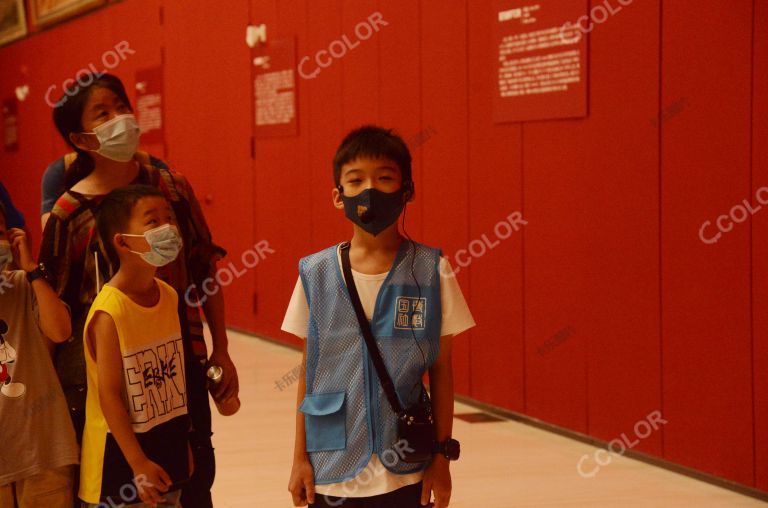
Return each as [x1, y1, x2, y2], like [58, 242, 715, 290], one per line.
[207, 330, 766, 507]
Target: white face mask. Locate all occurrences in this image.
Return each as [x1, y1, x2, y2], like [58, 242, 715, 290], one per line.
[0, 240, 11, 270]
[85, 114, 140, 162]
[122, 224, 183, 267]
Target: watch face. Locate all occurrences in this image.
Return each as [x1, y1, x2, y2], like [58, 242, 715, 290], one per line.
[446, 439, 460, 460]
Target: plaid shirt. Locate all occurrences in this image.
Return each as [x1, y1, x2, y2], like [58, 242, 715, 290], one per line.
[39, 152, 224, 390]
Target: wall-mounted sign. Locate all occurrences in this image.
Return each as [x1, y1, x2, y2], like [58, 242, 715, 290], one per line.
[135, 67, 165, 146]
[253, 37, 298, 138]
[494, 1, 588, 123]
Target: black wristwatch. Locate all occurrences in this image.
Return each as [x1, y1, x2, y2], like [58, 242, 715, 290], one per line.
[26, 263, 49, 284]
[434, 438, 461, 461]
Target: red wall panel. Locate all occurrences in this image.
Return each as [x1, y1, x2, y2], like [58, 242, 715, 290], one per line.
[581, 1, 662, 453]
[661, 0, 754, 485]
[340, 0, 379, 128]
[250, 0, 312, 345]
[377, 0, 424, 243]
[523, 115, 589, 432]
[466, 0, 522, 412]
[162, 0, 253, 331]
[420, 0, 471, 396]
[752, 0, 768, 492]
[305, 0, 345, 254]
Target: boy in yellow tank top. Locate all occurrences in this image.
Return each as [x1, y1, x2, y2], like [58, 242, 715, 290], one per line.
[80, 185, 192, 507]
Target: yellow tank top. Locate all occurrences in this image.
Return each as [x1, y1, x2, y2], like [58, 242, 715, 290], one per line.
[79, 279, 189, 505]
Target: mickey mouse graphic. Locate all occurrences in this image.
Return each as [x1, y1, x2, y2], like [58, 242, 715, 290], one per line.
[0, 319, 25, 398]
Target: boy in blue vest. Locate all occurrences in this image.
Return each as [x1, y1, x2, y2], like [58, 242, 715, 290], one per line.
[283, 126, 475, 508]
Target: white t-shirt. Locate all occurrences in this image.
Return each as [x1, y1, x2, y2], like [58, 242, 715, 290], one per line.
[281, 248, 475, 497]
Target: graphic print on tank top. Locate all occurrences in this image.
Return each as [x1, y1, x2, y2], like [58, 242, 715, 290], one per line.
[123, 335, 186, 431]
[0, 319, 25, 399]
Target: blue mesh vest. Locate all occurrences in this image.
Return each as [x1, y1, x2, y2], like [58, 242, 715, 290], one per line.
[298, 241, 442, 484]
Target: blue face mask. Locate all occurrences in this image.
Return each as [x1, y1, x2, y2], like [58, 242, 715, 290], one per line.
[122, 224, 183, 267]
[340, 187, 406, 237]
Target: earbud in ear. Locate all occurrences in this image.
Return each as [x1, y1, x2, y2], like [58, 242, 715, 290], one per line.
[404, 180, 415, 201]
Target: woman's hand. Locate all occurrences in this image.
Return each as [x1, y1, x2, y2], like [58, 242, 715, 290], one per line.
[208, 347, 239, 402]
[288, 455, 316, 506]
[421, 455, 452, 507]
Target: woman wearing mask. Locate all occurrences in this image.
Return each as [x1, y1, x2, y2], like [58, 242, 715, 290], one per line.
[38, 73, 237, 508]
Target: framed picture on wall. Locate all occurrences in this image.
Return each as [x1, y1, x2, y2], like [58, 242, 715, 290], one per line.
[28, 0, 105, 28]
[0, 0, 28, 47]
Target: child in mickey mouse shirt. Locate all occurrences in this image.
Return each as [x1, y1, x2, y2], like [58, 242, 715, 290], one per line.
[0, 202, 79, 508]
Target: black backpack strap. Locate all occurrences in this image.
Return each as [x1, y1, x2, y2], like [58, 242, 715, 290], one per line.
[339, 242, 405, 417]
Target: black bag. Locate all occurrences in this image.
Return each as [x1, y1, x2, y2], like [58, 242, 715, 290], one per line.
[340, 242, 436, 464]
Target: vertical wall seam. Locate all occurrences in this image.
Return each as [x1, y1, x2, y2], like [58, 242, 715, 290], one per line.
[340, 1, 345, 127]
[464, 0, 472, 397]
[521, 123, 526, 413]
[418, 0, 424, 240]
[750, 0, 757, 488]
[658, 0, 665, 457]
[584, 0, 592, 435]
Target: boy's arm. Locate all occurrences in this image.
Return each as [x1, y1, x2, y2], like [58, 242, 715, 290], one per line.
[31, 278, 71, 343]
[90, 312, 172, 503]
[293, 348, 309, 462]
[8, 228, 70, 342]
[423, 335, 455, 508]
[91, 312, 146, 466]
[288, 346, 315, 506]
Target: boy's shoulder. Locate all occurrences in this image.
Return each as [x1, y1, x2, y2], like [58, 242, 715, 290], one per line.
[410, 240, 441, 254]
[156, 278, 179, 303]
[299, 244, 341, 271]
[89, 284, 121, 311]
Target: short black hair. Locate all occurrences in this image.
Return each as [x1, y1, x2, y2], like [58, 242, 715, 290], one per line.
[0, 200, 6, 226]
[96, 185, 165, 268]
[333, 125, 412, 187]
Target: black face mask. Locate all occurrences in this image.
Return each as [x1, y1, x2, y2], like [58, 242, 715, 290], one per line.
[340, 187, 406, 236]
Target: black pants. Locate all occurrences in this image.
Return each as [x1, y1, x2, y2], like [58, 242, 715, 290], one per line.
[310, 482, 426, 508]
[180, 358, 216, 508]
[65, 389, 86, 508]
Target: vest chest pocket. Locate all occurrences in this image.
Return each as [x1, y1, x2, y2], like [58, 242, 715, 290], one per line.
[299, 391, 346, 452]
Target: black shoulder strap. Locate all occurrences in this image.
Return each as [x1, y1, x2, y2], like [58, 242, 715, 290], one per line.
[340, 242, 404, 416]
